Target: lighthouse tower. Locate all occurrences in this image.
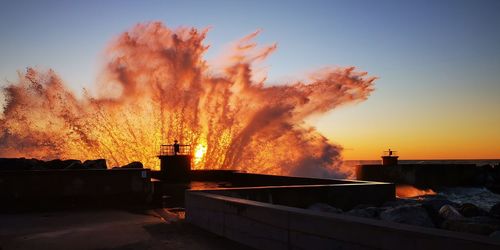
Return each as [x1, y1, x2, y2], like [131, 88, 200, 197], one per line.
[157, 140, 192, 181]
[381, 149, 399, 166]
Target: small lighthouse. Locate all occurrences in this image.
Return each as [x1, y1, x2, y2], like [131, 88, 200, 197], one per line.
[157, 140, 192, 181]
[381, 149, 398, 166]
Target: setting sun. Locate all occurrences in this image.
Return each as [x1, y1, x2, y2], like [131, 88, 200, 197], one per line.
[193, 143, 207, 168]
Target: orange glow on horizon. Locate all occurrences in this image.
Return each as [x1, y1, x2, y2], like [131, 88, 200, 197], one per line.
[312, 104, 500, 161]
[396, 185, 436, 198]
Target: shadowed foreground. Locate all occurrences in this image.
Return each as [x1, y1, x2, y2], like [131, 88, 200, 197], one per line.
[0, 209, 254, 250]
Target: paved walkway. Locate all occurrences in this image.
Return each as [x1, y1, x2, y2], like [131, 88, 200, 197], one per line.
[0, 209, 254, 250]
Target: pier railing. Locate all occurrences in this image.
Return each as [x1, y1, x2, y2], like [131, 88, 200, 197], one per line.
[159, 144, 192, 156]
[383, 150, 398, 157]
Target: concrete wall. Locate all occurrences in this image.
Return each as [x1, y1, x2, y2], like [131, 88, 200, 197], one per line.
[199, 183, 394, 210]
[186, 191, 500, 250]
[0, 169, 151, 210]
[151, 172, 374, 208]
[356, 164, 480, 188]
[228, 173, 356, 187]
[158, 155, 191, 181]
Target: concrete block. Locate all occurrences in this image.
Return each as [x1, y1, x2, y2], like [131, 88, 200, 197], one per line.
[289, 231, 371, 250]
[224, 224, 288, 250]
[224, 213, 288, 242]
[241, 203, 289, 229]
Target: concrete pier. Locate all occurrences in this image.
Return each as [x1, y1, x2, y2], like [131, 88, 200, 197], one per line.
[186, 190, 500, 250]
[356, 164, 480, 188]
[0, 169, 151, 211]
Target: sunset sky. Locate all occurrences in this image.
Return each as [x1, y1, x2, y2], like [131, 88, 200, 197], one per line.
[1, 0, 499, 160]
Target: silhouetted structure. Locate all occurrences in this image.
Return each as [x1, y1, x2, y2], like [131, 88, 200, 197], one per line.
[356, 150, 488, 189]
[158, 142, 192, 181]
[173, 140, 180, 155]
[381, 148, 399, 166]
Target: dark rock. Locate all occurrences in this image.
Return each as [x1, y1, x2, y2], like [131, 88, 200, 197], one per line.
[423, 199, 458, 224]
[30, 162, 48, 170]
[423, 199, 458, 213]
[121, 161, 144, 169]
[490, 230, 500, 239]
[0, 158, 40, 171]
[82, 159, 107, 169]
[379, 204, 435, 227]
[490, 202, 500, 218]
[65, 161, 85, 169]
[458, 203, 484, 217]
[0, 158, 90, 171]
[45, 159, 81, 170]
[347, 207, 381, 218]
[381, 199, 419, 208]
[351, 203, 376, 210]
[308, 203, 343, 214]
[439, 205, 463, 220]
[441, 216, 500, 235]
[487, 184, 500, 194]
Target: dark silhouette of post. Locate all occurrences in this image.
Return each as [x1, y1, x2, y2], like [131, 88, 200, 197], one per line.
[158, 141, 192, 181]
[174, 140, 180, 155]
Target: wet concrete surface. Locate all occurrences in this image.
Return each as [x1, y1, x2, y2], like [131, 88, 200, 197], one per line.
[0, 209, 254, 250]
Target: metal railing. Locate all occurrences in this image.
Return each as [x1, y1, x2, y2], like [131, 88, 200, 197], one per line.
[383, 149, 398, 156]
[159, 144, 192, 156]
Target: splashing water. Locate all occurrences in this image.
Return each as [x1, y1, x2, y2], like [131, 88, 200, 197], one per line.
[396, 185, 437, 198]
[0, 22, 375, 178]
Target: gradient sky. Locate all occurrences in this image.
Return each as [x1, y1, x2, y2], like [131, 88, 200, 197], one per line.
[1, 0, 499, 160]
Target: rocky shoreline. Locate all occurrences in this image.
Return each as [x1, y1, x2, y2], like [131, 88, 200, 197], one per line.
[0, 158, 144, 170]
[309, 193, 500, 238]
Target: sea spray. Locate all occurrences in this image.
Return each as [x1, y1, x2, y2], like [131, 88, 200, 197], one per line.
[0, 22, 376, 178]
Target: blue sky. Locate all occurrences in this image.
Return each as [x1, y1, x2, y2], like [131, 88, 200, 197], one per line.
[1, 0, 499, 159]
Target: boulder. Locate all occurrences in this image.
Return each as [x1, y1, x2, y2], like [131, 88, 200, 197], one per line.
[45, 159, 81, 170]
[439, 205, 463, 220]
[381, 199, 419, 208]
[82, 159, 107, 169]
[347, 207, 381, 218]
[441, 216, 500, 235]
[0, 158, 41, 171]
[490, 202, 500, 218]
[423, 199, 457, 214]
[379, 204, 435, 228]
[490, 230, 500, 239]
[423, 199, 458, 224]
[29, 164, 47, 170]
[121, 161, 144, 169]
[458, 203, 485, 217]
[351, 203, 376, 210]
[308, 203, 343, 214]
[487, 184, 500, 194]
[65, 161, 85, 169]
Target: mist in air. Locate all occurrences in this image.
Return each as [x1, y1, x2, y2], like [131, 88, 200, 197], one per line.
[0, 22, 375, 178]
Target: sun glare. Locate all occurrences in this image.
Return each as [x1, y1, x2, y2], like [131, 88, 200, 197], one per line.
[193, 143, 207, 168]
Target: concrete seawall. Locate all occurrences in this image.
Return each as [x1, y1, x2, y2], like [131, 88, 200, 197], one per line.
[196, 182, 395, 210]
[356, 164, 482, 188]
[0, 169, 152, 211]
[186, 190, 500, 250]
